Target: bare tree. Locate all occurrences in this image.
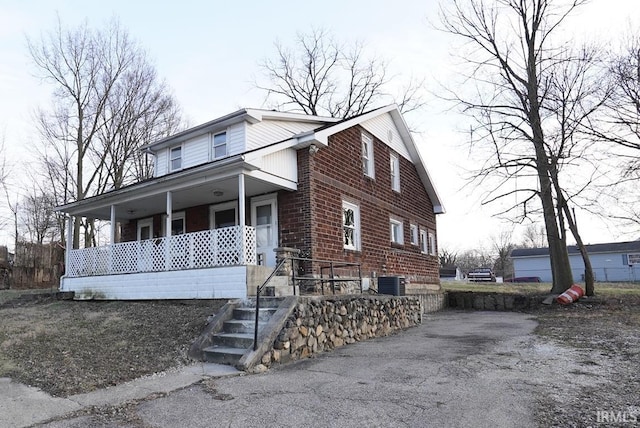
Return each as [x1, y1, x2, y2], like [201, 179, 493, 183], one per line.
[440, 0, 608, 294]
[29, 17, 182, 248]
[491, 230, 514, 279]
[521, 223, 547, 248]
[19, 187, 58, 244]
[256, 28, 426, 119]
[439, 248, 458, 267]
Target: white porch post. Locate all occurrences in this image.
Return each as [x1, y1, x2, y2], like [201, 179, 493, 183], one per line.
[110, 205, 116, 244]
[64, 215, 73, 282]
[165, 191, 172, 270]
[238, 174, 246, 264]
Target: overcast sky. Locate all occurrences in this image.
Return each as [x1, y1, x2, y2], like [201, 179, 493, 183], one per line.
[1, 0, 639, 251]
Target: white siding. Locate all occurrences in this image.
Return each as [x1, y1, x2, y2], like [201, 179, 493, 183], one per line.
[60, 267, 248, 300]
[155, 149, 168, 177]
[361, 113, 411, 160]
[246, 120, 320, 151]
[227, 122, 245, 156]
[183, 134, 209, 168]
[260, 149, 298, 182]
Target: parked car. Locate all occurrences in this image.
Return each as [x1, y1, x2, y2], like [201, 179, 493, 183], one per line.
[468, 268, 497, 282]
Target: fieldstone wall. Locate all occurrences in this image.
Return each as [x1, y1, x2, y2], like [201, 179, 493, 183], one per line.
[447, 291, 544, 311]
[259, 296, 421, 368]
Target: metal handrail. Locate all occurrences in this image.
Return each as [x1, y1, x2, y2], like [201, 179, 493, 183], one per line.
[253, 256, 362, 351]
[254, 257, 288, 351]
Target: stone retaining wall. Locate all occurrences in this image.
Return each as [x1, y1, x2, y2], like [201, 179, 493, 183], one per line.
[413, 292, 447, 313]
[259, 296, 421, 368]
[447, 291, 544, 311]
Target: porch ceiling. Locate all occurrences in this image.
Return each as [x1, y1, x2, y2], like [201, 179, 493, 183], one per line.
[61, 174, 288, 221]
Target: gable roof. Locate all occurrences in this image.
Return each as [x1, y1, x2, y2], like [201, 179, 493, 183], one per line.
[294, 104, 445, 214]
[511, 241, 640, 258]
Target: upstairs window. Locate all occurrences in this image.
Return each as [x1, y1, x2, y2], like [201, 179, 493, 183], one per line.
[390, 153, 400, 192]
[342, 201, 361, 251]
[390, 218, 403, 245]
[170, 146, 182, 171]
[420, 229, 428, 254]
[428, 231, 437, 256]
[362, 132, 375, 178]
[410, 224, 419, 246]
[213, 132, 227, 159]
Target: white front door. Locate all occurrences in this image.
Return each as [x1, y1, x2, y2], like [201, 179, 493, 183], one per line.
[251, 194, 278, 267]
[137, 218, 154, 271]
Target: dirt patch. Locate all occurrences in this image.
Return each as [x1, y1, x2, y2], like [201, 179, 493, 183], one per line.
[530, 295, 640, 426]
[0, 297, 227, 397]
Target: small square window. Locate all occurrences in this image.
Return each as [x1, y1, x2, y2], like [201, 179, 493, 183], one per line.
[390, 153, 400, 192]
[213, 132, 227, 159]
[362, 133, 375, 178]
[170, 146, 182, 171]
[390, 218, 403, 245]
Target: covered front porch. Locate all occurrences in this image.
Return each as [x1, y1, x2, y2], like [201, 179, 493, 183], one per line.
[57, 156, 294, 299]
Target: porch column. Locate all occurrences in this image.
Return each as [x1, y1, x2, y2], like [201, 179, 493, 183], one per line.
[165, 191, 172, 271]
[165, 191, 173, 237]
[65, 215, 73, 280]
[110, 205, 116, 244]
[238, 174, 246, 264]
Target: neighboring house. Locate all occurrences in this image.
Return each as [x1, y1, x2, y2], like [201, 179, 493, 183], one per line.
[510, 241, 640, 283]
[56, 105, 445, 299]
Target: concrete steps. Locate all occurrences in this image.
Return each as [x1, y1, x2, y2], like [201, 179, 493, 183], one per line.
[203, 298, 282, 365]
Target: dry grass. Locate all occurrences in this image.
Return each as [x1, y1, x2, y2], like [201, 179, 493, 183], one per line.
[441, 281, 640, 296]
[0, 294, 227, 397]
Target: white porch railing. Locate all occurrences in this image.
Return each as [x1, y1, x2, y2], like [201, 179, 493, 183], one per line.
[67, 226, 256, 278]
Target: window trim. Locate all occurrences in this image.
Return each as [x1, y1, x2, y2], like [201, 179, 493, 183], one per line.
[420, 229, 428, 254]
[342, 201, 361, 251]
[428, 230, 437, 256]
[209, 201, 238, 229]
[212, 131, 227, 159]
[390, 217, 403, 245]
[169, 145, 182, 171]
[390, 153, 400, 192]
[362, 132, 375, 179]
[161, 211, 186, 237]
[410, 223, 419, 246]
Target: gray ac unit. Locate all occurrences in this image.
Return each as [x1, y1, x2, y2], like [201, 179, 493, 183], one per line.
[377, 276, 405, 296]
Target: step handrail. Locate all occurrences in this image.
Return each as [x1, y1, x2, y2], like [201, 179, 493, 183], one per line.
[254, 257, 289, 351]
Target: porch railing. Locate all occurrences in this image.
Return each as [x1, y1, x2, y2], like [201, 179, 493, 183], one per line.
[66, 225, 256, 278]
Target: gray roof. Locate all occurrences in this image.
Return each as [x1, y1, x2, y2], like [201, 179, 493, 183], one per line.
[511, 240, 640, 258]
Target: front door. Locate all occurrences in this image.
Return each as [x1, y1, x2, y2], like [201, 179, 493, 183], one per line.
[251, 194, 278, 267]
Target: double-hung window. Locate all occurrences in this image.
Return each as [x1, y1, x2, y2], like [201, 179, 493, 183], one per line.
[390, 218, 403, 245]
[390, 153, 400, 192]
[428, 231, 437, 256]
[362, 133, 374, 178]
[170, 146, 182, 171]
[342, 201, 361, 251]
[420, 229, 428, 254]
[410, 224, 419, 246]
[213, 132, 227, 159]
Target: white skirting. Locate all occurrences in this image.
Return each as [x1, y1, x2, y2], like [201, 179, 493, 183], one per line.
[60, 266, 247, 300]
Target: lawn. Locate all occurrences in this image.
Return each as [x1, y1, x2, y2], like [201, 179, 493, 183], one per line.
[441, 281, 640, 296]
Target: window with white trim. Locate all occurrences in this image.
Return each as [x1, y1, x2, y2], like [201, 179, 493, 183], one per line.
[161, 211, 185, 236]
[390, 218, 403, 245]
[410, 224, 419, 246]
[428, 231, 437, 256]
[213, 132, 227, 159]
[390, 153, 400, 192]
[342, 201, 361, 251]
[420, 229, 428, 254]
[170, 146, 182, 171]
[362, 132, 375, 178]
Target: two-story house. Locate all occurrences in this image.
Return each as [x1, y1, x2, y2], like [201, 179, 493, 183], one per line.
[57, 104, 444, 300]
